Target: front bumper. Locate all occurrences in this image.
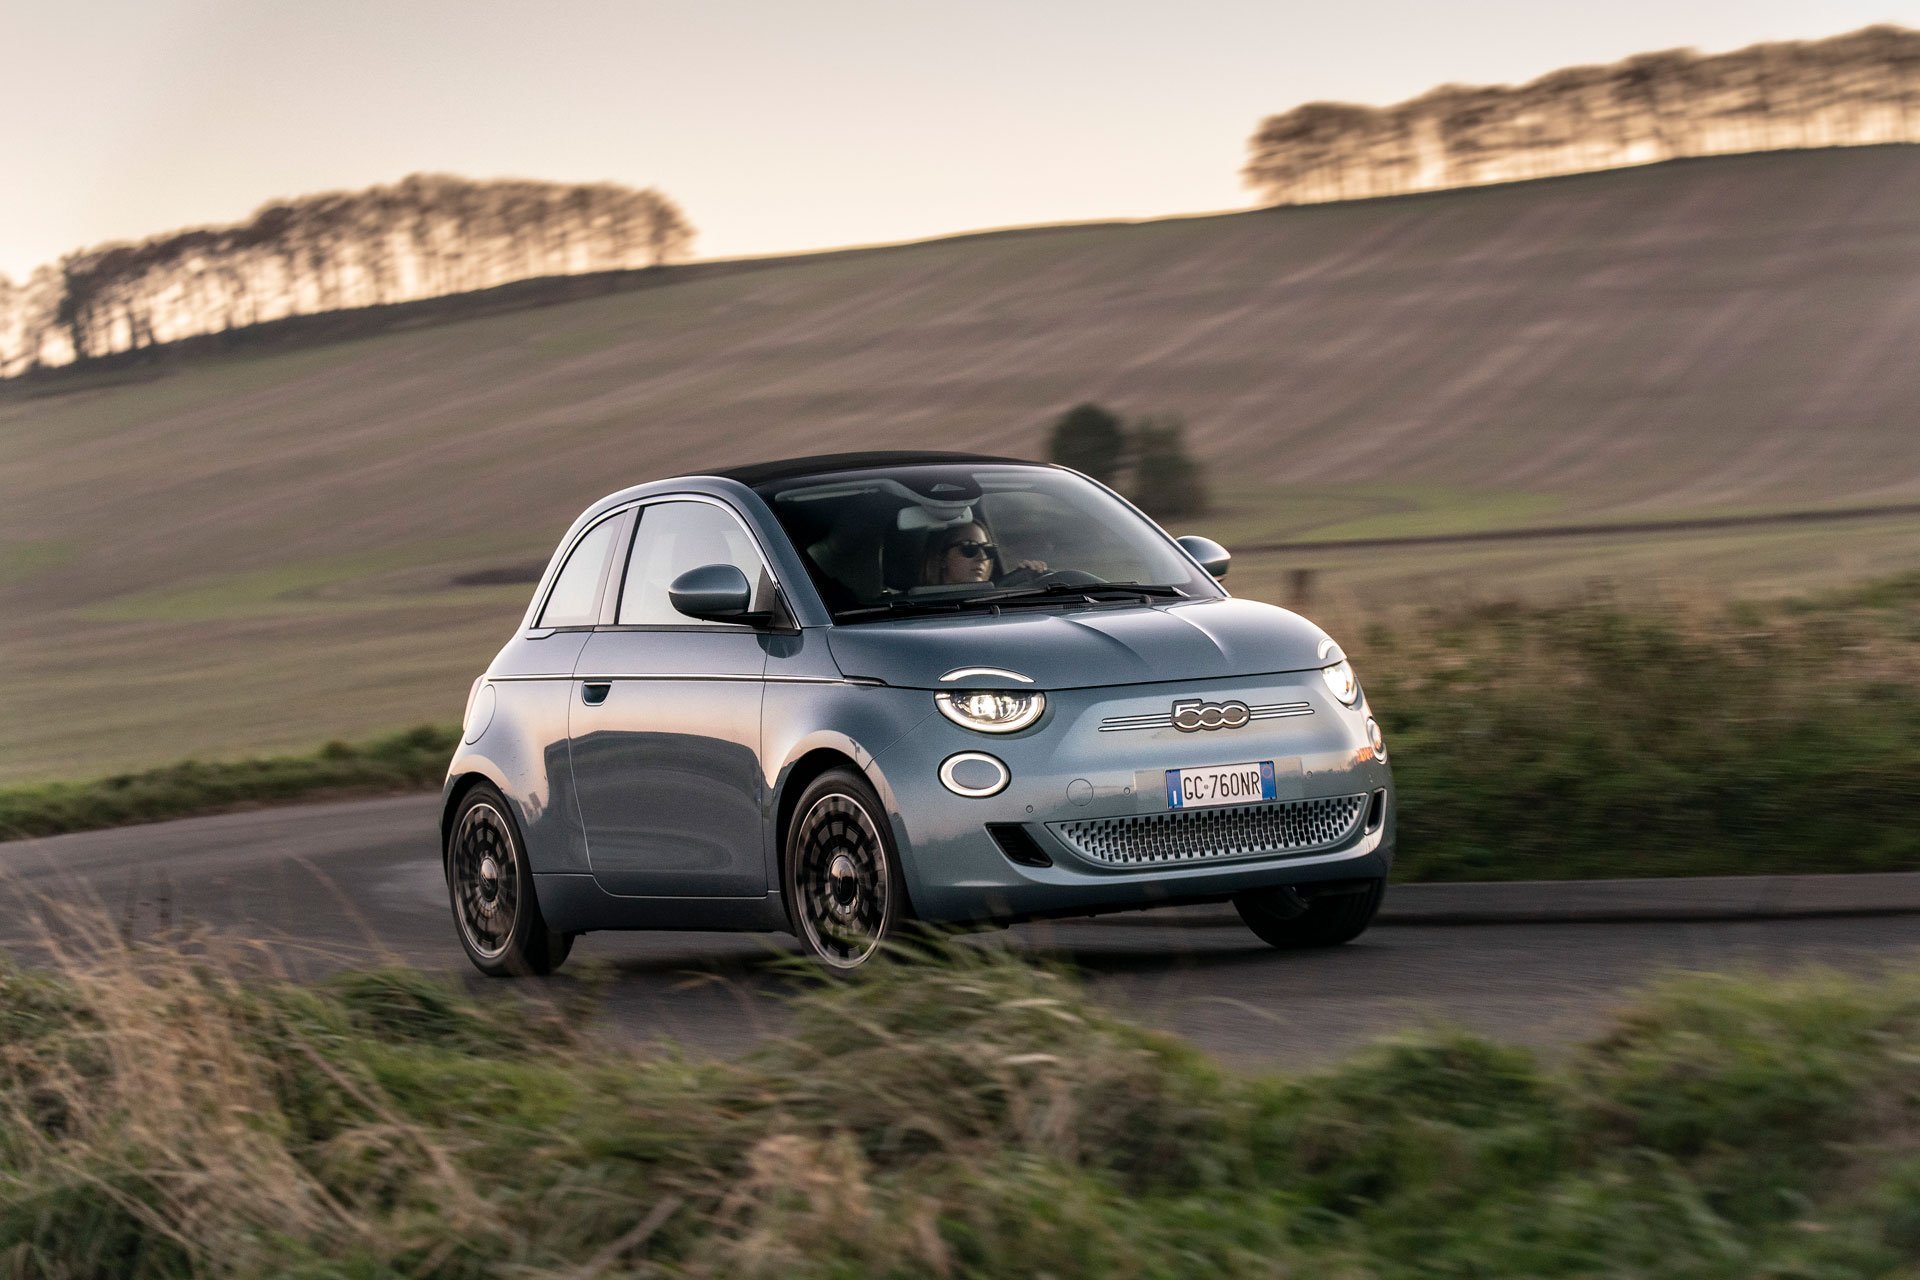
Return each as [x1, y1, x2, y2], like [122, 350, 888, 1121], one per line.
[867, 672, 1395, 923]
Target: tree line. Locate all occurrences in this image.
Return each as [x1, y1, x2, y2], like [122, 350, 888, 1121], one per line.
[0, 174, 693, 377]
[1245, 24, 1920, 205]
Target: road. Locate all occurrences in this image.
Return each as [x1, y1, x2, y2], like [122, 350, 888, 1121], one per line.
[5, 794, 1917, 1069]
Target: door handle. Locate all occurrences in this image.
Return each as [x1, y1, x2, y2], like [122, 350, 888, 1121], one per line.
[581, 681, 611, 706]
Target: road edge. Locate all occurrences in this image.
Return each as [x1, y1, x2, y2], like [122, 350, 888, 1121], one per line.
[1376, 871, 1920, 926]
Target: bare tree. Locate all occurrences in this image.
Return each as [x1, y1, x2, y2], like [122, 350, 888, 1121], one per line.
[1244, 24, 1920, 207]
[0, 174, 698, 374]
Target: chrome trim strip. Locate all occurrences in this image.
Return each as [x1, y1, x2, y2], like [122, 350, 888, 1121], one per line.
[1098, 700, 1314, 732]
[571, 673, 845, 684]
[940, 666, 1034, 684]
[492, 672, 848, 684]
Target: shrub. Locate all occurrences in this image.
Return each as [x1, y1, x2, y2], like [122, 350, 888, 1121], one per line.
[1127, 417, 1208, 517]
[1366, 587, 1920, 880]
[1046, 402, 1127, 483]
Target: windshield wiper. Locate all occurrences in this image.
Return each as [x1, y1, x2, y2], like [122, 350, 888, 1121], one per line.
[974, 581, 1189, 606]
[835, 582, 1187, 622]
[833, 598, 983, 622]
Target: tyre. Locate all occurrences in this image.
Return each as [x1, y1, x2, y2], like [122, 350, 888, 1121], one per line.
[446, 783, 573, 976]
[1234, 878, 1384, 949]
[783, 768, 904, 969]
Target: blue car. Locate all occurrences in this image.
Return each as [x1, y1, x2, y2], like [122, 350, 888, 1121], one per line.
[443, 452, 1393, 974]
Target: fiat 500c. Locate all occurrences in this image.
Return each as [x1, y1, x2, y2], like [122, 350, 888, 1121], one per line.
[443, 451, 1393, 973]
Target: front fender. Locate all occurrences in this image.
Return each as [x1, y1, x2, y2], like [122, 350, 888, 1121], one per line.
[761, 682, 936, 886]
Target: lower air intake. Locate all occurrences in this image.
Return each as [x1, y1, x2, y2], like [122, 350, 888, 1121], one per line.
[1051, 794, 1368, 868]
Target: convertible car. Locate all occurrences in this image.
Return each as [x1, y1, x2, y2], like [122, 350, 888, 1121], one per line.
[443, 451, 1394, 973]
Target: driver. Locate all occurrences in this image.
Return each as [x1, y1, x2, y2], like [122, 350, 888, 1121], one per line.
[921, 521, 1047, 586]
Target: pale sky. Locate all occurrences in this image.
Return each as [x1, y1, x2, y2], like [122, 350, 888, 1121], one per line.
[5, 0, 1919, 280]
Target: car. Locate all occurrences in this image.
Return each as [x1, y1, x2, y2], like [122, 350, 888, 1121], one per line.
[441, 451, 1394, 974]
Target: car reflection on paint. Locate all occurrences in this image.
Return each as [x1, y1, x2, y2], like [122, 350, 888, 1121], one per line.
[442, 451, 1394, 974]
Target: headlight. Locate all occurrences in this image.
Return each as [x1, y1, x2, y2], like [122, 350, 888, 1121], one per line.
[935, 689, 1046, 733]
[1321, 659, 1359, 707]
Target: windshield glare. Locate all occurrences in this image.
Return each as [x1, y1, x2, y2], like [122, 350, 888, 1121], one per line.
[755, 464, 1220, 619]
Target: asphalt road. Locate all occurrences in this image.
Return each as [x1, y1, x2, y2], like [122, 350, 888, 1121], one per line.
[5, 794, 1917, 1069]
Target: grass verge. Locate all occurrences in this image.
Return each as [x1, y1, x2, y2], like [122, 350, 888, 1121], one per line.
[4, 940, 1920, 1277]
[0, 725, 458, 841]
[1368, 571, 1920, 880]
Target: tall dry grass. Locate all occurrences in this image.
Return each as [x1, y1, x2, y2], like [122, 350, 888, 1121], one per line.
[5, 927, 1920, 1277]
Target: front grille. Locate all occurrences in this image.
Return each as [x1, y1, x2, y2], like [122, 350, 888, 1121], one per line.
[1051, 794, 1367, 868]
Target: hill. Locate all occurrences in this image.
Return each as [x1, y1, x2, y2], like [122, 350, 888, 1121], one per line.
[8, 145, 1920, 782]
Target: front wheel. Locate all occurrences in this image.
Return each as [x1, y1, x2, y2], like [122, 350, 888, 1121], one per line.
[1235, 879, 1384, 949]
[446, 784, 572, 976]
[784, 769, 904, 969]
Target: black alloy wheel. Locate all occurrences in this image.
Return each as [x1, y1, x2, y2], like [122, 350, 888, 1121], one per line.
[784, 769, 903, 969]
[1234, 878, 1385, 949]
[446, 783, 572, 976]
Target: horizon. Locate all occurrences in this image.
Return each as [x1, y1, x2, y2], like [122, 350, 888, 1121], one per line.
[7, 0, 1920, 282]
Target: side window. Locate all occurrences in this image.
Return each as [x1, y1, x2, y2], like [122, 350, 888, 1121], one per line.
[618, 501, 772, 626]
[536, 515, 622, 628]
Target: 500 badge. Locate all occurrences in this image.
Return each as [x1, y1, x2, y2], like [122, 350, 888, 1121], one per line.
[1171, 698, 1251, 732]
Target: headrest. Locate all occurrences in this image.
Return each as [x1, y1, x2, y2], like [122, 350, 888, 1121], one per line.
[896, 503, 974, 531]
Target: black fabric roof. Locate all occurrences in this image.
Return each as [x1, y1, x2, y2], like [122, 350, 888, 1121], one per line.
[716, 451, 1038, 489]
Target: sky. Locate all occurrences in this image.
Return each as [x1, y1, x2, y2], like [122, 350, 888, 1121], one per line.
[5, 0, 1920, 281]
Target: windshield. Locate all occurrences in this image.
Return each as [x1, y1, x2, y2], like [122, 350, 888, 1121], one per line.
[753, 463, 1222, 620]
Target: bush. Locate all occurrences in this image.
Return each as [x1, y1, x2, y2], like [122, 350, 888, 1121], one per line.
[1127, 417, 1208, 517]
[1046, 402, 1127, 483]
[1367, 585, 1920, 880]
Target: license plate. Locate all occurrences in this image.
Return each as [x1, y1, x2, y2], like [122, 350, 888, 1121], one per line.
[1166, 760, 1276, 810]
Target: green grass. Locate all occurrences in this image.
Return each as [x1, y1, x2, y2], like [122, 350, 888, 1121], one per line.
[0, 725, 458, 840]
[1368, 571, 1920, 880]
[5, 940, 1920, 1277]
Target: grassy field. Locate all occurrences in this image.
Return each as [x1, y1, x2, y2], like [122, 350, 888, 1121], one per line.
[9, 146, 1920, 783]
[6, 939, 1920, 1277]
[8, 576, 1918, 889]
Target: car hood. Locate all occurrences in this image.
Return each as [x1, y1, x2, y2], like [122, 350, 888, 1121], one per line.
[824, 597, 1340, 690]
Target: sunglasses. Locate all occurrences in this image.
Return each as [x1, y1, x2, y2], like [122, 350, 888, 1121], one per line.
[946, 539, 996, 559]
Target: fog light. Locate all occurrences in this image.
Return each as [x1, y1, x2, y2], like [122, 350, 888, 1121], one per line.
[1365, 716, 1385, 761]
[940, 752, 1009, 798]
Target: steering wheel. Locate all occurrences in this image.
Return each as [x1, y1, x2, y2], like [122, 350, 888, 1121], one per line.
[997, 566, 1100, 588]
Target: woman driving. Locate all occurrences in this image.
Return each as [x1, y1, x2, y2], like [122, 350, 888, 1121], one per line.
[920, 521, 1046, 586]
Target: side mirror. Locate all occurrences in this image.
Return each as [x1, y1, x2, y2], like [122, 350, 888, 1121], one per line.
[1176, 535, 1231, 579]
[668, 563, 760, 623]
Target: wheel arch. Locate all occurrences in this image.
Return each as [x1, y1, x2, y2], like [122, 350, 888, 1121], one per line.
[441, 767, 507, 865]
[775, 748, 863, 856]
[771, 745, 917, 923]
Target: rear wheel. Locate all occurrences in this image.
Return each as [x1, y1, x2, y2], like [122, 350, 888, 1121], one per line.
[1235, 879, 1384, 949]
[446, 784, 572, 976]
[784, 769, 903, 969]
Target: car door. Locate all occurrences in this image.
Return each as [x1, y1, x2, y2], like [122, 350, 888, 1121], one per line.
[568, 497, 773, 899]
